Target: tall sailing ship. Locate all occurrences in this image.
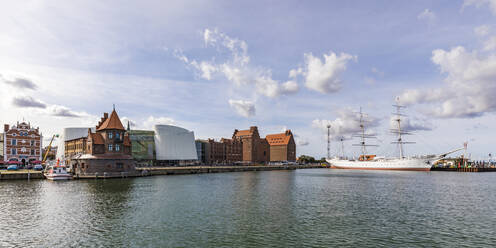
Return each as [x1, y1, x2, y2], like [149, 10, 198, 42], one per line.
[326, 99, 461, 171]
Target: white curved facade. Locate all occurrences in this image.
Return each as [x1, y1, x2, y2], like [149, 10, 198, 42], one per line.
[154, 125, 198, 161]
[56, 127, 94, 160]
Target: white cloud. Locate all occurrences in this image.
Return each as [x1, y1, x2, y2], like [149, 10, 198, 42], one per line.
[177, 28, 300, 100]
[484, 36, 496, 50]
[389, 116, 433, 132]
[399, 44, 496, 118]
[417, 9, 436, 21]
[300, 51, 356, 94]
[294, 134, 310, 146]
[474, 25, 491, 36]
[143, 116, 176, 129]
[228, 99, 255, 117]
[120, 117, 137, 129]
[463, 0, 496, 15]
[312, 109, 379, 140]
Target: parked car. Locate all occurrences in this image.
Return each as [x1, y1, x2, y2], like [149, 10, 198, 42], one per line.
[33, 164, 43, 171]
[7, 164, 18, 170]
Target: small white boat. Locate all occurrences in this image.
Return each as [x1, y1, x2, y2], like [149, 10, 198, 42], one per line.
[45, 160, 73, 180]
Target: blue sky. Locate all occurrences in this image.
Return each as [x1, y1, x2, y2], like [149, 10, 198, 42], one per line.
[1, 0, 496, 159]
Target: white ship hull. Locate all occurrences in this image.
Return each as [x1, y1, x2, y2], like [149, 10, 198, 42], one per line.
[327, 157, 434, 171]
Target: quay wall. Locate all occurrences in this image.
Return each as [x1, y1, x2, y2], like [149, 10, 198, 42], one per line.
[137, 164, 324, 176]
[0, 164, 326, 180]
[0, 170, 44, 180]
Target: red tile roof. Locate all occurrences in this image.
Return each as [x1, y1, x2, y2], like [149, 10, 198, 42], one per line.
[89, 133, 105, 145]
[234, 130, 252, 137]
[266, 131, 293, 145]
[97, 110, 125, 131]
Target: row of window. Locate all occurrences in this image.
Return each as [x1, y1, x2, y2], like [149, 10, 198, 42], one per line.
[8, 139, 37, 146]
[9, 149, 38, 155]
[108, 144, 121, 151]
[107, 131, 122, 140]
[10, 132, 37, 137]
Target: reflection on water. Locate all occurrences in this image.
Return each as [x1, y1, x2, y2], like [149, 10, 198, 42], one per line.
[1, 169, 496, 247]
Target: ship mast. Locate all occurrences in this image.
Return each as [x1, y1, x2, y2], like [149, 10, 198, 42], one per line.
[352, 107, 377, 159]
[391, 97, 414, 159]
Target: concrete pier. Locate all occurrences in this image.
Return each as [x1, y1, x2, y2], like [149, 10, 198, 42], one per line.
[137, 164, 324, 176]
[0, 170, 45, 180]
[0, 164, 326, 180]
[431, 167, 496, 172]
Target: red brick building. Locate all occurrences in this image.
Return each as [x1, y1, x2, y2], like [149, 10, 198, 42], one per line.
[70, 109, 136, 177]
[201, 126, 296, 165]
[233, 126, 270, 163]
[204, 138, 242, 164]
[266, 130, 296, 162]
[3, 122, 42, 165]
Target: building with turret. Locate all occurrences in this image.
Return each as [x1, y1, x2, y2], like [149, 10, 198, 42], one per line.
[69, 108, 137, 177]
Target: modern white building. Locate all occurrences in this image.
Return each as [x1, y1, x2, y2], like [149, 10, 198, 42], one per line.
[56, 127, 94, 160]
[154, 125, 198, 161]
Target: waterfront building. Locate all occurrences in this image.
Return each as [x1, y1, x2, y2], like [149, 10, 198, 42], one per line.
[0, 133, 3, 161]
[233, 126, 270, 163]
[205, 126, 297, 164]
[56, 127, 95, 160]
[266, 130, 296, 162]
[70, 109, 136, 177]
[154, 125, 197, 166]
[128, 129, 155, 166]
[3, 122, 42, 165]
[195, 139, 209, 164]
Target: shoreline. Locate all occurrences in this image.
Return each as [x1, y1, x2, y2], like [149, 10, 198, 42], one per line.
[0, 164, 327, 180]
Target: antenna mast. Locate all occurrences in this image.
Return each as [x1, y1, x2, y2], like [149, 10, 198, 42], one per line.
[327, 125, 331, 159]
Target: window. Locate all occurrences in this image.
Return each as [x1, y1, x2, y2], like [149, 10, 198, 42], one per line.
[116, 163, 123, 169]
[115, 144, 120, 151]
[31, 140, 35, 146]
[31, 149, 35, 155]
[108, 144, 113, 151]
[108, 132, 113, 139]
[12, 133, 16, 136]
[12, 139, 17, 145]
[12, 149, 17, 155]
[115, 132, 120, 139]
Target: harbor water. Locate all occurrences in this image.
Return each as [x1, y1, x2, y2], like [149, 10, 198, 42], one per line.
[1, 169, 496, 247]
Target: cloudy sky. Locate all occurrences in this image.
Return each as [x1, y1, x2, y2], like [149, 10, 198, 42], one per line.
[1, 0, 496, 159]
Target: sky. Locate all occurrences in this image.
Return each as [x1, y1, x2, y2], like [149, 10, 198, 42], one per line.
[1, 0, 496, 159]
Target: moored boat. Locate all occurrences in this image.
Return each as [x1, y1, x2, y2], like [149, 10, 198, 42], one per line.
[45, 159, 73, 180]
[326, 98, 462, 171]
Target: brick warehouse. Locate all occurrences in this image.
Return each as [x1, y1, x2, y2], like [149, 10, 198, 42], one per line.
[198, 126, 296, 164]
[3, 122, 42, 166]
[69, 108, 137, 177]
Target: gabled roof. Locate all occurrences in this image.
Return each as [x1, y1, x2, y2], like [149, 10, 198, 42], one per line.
[234, 130, 252, 137]
[266, 131, 293, 146]
[89, 132, 105, 145]
[97, 110, 125, 131]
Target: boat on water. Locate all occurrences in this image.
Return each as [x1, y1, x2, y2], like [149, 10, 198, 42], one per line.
[326, 99, 462, 171]
[45, 159, 73, 180]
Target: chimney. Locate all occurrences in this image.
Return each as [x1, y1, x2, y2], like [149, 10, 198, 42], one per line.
[4, 124, 9, 132]
[104, 113, 109, 119]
